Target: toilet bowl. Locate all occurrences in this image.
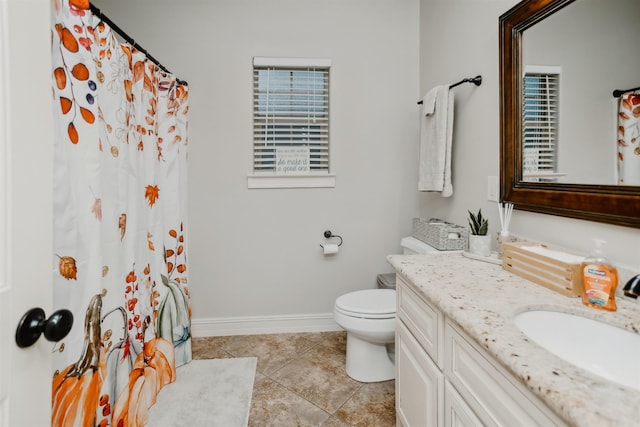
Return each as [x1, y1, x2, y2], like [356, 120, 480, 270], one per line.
[333, 236, 442, 382]
[333, 289, 396, 382]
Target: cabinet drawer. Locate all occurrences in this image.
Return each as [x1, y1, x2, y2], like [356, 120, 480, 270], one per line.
[445, 320, 566, 427]
[397, 275, 444, 367]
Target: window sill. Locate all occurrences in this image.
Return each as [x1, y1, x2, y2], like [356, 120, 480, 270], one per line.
[247, 174, 336, 189]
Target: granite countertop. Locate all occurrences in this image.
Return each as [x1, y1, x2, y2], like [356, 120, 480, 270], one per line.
[387, 252, 640, 427]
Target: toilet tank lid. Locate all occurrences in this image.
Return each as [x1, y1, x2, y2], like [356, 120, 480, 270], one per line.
[400, 236, 438, 254]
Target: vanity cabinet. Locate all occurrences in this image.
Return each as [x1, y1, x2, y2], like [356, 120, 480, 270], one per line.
[396, 275, 567, 427]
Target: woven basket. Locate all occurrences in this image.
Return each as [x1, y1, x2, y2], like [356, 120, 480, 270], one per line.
[411, 218, 468, 251]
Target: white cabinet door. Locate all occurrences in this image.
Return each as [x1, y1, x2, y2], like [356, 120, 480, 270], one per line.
[444, 380, 483, 427]
[396, 321, 444, 427]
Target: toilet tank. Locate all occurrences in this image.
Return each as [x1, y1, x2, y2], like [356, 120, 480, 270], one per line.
[400, 236, 439, 254]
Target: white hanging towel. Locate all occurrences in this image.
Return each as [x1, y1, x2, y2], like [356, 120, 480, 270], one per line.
[418, 85, 454, 196]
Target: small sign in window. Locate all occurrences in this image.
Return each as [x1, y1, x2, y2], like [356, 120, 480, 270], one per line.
[276, 146, 310, 174]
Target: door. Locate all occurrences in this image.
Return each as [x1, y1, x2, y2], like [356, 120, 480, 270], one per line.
[444, 380, 483, 427]
[396, 322, 444, 427]
[0, 0, 54, 426]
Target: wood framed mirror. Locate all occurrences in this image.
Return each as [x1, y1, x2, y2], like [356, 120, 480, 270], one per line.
[499, 0, 640, 228]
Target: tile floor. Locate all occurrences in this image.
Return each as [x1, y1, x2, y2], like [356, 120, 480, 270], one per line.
[192, 331, 396, 426]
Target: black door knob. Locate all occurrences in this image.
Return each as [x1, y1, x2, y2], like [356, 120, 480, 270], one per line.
[15, 308, 73, 348]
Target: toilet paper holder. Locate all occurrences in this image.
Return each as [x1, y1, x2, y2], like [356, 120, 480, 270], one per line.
[320, 230, 343, 248]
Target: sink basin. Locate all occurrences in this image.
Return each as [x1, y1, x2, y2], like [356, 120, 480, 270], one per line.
[514, 310, 640, 391]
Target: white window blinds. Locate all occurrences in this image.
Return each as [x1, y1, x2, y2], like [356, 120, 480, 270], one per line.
[522, 67, 560, 181]
[252, 58, 330, 175]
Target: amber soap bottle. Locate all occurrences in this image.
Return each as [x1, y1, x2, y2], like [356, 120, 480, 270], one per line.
[581, 239, 618, 311]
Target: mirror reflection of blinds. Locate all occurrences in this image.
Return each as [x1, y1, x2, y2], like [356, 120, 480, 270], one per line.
[522, 72, 559, 180]
[253, 65, 329, 173]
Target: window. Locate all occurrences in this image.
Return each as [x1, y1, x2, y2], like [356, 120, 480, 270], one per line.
[248, 57, 333, 189]
[522, 66, 563, 182]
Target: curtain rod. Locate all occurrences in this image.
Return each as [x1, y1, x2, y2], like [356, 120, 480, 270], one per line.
[417, 75, 482, 104]
[89, 4, 188, 86]
[613, 85, 640, 98]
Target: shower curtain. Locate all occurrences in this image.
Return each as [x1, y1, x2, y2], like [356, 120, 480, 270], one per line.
[51, 1, 191, 426]
[617, 92, 640, 185]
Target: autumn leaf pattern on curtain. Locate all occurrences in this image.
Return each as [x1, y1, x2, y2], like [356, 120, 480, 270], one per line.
[617, 92, 640, 185]
[51, 1, 191, 426]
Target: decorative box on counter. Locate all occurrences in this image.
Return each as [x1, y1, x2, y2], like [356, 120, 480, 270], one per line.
[411, 218, 468, 251]
[501, 241, 585, 297]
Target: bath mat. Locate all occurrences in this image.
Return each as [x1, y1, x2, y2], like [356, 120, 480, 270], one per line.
[147, 357, 257, 427]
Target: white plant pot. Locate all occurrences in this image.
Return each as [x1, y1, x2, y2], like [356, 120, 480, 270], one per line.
[468, 234, 491, 257]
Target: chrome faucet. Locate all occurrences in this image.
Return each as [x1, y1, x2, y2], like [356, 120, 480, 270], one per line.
[623, 274, 640, 299]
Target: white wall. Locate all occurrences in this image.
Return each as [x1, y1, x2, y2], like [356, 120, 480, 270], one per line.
[92, 0, 421, 333]
[419, 0, 640, 272]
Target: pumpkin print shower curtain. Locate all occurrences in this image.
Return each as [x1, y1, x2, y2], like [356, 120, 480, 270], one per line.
[617, 92, 640, 185]
[51, 1, 191, 426]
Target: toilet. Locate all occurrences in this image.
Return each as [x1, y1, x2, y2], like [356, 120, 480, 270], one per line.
[333, 236, 439, 382]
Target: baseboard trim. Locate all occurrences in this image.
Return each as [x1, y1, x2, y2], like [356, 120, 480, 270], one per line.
[191, 313, 342, 337]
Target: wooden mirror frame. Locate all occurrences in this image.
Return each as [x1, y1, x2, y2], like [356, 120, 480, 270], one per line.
[499, 0, 640, 228]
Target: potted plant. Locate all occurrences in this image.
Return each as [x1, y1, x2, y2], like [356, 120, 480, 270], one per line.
[467, 209, 491, 256]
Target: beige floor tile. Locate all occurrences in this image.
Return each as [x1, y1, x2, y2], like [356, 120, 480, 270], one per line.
[334, 380, 396, 427]
[321, 416, 351, 427]
[223, 333, 319, 375]
[270, 343, 362, 413]
[313, 331, 347, 355]
[192, 331, 396, 426]
[191, 336, 234, 359]
[294, 331, 342, 343]
[249, 374, 331, 427]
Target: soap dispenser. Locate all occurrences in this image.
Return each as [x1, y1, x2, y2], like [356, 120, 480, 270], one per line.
[581, 239, 618, 311]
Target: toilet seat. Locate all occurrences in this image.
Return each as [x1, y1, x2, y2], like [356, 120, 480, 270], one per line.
[334, 289, 396, 319]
